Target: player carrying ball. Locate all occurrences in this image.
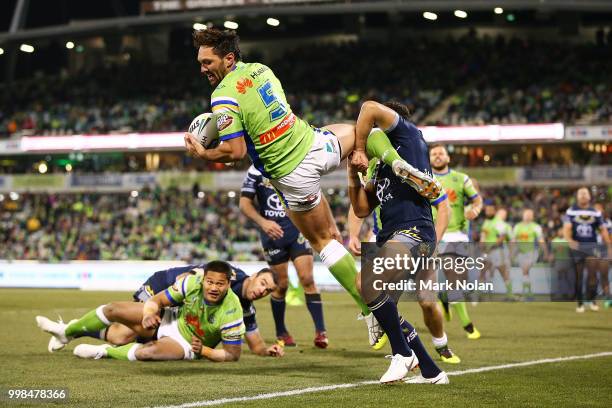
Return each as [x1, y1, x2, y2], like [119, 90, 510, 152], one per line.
[183, 28, 441, 347]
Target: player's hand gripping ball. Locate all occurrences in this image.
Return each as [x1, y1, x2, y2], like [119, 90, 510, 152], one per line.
[187, 113, 220, 149]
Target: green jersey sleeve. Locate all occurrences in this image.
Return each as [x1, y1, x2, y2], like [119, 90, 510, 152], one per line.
[165, 274, 199, 306]
[218, 291, 246, 345]
[463, 174, 478, 200]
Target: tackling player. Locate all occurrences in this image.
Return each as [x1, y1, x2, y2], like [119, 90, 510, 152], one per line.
[429, 143, 482, 340]
[563, 188, 611, 312]
[348, 100, 449, 384]
[36, 261, 248, 362]
[183, 28, 440, 347]
[240, 165, 328, 348]
[511, 209, 550, 299]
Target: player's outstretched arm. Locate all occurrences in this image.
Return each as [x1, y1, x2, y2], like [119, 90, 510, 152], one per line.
[347, 206, 365, 256]
[347, 161, 378, 219]
[352, 101, 400, 171]
[185, 133, 247, 162]
[245, 331, 284, 357]
[192, 337, 242, 362]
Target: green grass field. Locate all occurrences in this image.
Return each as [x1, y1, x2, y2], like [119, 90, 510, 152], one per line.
[1, 289, 611, 408]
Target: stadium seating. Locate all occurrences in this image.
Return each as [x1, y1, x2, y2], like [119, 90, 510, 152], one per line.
[1, 186, 609, 261]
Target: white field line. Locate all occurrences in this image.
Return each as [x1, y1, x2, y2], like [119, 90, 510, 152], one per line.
[149, 351, 612, 408]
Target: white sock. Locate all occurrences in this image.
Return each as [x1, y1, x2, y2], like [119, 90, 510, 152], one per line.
[127, 344, 142, 361]
[319, 239, 348, 268]
[432, 333, 448, 348]
[95, 305, 111, 325]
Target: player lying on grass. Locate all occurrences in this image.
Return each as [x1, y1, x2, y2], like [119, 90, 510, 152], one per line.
[36, 261, 273, 362]
[183, 28, 440, 349]
[348, 100, 449, 384]
[39, 262, 283, 358]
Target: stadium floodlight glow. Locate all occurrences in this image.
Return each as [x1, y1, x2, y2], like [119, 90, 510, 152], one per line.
[66, 41, 75, 49]
[423, 12, 437, 21]
[224, 21, 239, 30]
[267, 18, 280, 27]
[0, 48, 4, 55]
[38, 162, 48, 174]
[0, 194, 4, 202]
[65, 163, 73, 172]
[454, 10, 468, 19]
[130, 190, 139, 198]
[20, 44, 34, 53]
[494, 7, 504, 14]
[228, 191, 236, 198]
[193, 23, 207, 31]
[197, 191, 205, 199]
[506, 13, 515, 22]
[9, 192, 19, 201]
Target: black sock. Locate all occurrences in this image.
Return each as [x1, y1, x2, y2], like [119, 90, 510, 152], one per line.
[367, 294, 412, 357]
[270, 296, 288, 337]
[464, 322, 474, 334]
[305, 293, 326, 332]
[400, 319, 441, 378]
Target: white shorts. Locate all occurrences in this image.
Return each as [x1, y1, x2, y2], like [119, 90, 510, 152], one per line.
[157, 308, 195, 360]
[270, 128, 341, 212]
[488, 247, 510, 269]
[517, 250, 538, 270]
[438, 231, 470, 257]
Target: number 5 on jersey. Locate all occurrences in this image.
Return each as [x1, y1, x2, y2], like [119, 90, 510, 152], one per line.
[258, 81, 288, 121]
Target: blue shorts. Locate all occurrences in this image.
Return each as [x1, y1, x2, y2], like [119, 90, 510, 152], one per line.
[263, 234, 312, 265]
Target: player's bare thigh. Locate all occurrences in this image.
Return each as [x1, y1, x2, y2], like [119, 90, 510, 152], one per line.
[287, 200, 336, 252]
[323, 123, 355, 161]
[134, 337, 186, 361]
[106, 323, 139, 346]
[103, 301, 154, 338]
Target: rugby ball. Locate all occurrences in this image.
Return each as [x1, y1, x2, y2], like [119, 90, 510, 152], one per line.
[188, 113, 220, 149]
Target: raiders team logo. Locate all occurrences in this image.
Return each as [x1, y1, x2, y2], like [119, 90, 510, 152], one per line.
[216, 113, 233, 131]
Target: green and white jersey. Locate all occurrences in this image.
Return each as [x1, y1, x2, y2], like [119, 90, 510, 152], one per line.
[512, 222, 543, 253]
[165, 275, 245, 348]
[211, 61, 314, 179]
[432, 169, 479, 233]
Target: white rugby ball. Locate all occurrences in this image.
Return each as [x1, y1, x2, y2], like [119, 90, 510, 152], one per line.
[188, 113, 220, 149]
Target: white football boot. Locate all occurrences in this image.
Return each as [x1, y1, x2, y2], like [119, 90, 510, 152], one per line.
[47, 319, 78, 352]
[391, 160, 441, 200]
[36, 316, 72, 351]
[73, 344, 110, 360]
[359, 313, 387, 349]
[379, 353, 419, 383]
[405, 371, 450, 384]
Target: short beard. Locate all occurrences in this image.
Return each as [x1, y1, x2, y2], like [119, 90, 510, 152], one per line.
[432, 164, 447, 172]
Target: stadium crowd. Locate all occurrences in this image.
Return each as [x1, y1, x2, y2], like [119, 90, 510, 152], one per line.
[2, 34, 611, 138]
[1, 185, 609, 262]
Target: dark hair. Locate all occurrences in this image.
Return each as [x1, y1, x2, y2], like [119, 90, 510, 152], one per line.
[204, 260, 233, 281]
[193, 28, 242, 61]
[429, 143, 447, 152]
[255, 267, 278, 285]
[383, 101, 411, 120]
